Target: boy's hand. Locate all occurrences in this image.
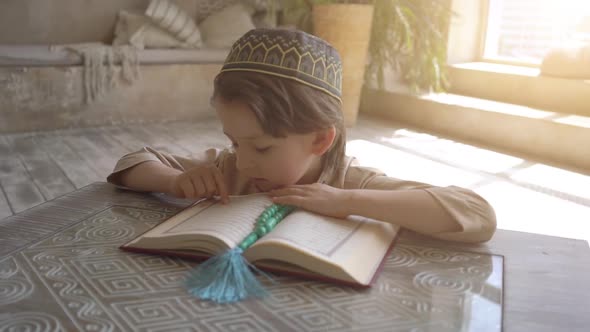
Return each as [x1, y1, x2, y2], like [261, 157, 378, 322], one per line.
[168, 165, 229, 203]
[269, 183, 353, 219]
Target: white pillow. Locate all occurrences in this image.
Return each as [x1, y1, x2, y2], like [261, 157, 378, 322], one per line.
[540, 44, 590, 79]
[113, 11, 192, 49]
[199, 3, 256, 49]
[195, 0, 239, 23]
[145, 0, 203, 48]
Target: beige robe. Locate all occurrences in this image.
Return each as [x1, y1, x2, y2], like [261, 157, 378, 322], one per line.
[107, 147, 496, 243]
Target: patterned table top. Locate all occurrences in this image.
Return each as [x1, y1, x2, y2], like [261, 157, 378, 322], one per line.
[0, 183, 502, 331]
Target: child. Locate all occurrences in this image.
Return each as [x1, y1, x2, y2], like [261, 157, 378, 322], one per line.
[107, 28, 496, 243]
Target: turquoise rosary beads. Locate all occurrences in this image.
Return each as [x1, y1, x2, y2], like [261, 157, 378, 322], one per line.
[238, 204, 295, 250]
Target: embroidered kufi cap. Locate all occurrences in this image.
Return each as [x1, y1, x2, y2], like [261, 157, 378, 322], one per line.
[219, 28, 342, 101]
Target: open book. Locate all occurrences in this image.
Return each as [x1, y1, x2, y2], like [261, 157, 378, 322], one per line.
[121, 194, 400, 286]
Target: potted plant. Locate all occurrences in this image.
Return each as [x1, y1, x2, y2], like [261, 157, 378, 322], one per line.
[280, 0, 374, 126]
[367, 0, 452, 93]
[312, 1, 375, 126]
[278, 0, 452, 125]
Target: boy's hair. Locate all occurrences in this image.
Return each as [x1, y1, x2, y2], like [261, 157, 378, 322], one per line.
[213, 71, 346, 180]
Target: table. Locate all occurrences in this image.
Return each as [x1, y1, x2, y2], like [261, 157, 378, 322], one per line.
[1, 183, 589, 331]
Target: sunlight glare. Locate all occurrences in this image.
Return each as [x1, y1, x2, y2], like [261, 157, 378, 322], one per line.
[553, 115, 590, 129]
[380, 130, 524, 174]
[421, 93, 555, 119]
[346, 139, 484, 188]
[509, 164, 590, 200]
[392, 129, 438, 141]
[477, 181, 590, 242]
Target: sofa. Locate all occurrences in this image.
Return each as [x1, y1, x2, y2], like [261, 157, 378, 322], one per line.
[0, 0, 275, 133]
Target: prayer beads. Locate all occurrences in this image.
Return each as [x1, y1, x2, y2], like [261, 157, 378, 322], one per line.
[238, 204, 295, 250]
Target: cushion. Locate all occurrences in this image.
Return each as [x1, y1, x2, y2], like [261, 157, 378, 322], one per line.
[199, 3, 256, 49]
[195, 0, 239, 23]
[540, 43, 590, 79]
[113, 11, 191, 49]
[145, 0, 203, 48]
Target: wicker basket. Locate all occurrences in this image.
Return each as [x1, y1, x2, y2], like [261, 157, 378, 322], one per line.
[312, 4, 374, 127]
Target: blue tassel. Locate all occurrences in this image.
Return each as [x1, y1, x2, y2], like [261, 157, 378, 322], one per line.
[185, 247, 272, 303]
[185, 204, 293, 303]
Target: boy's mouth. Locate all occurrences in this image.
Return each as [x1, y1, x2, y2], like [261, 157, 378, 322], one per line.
[252, 177, 282, 191]
[252, 177, 268, 188]
[252, 177, 268, 185]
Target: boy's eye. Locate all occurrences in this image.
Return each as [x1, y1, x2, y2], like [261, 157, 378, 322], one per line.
[255, 146, 271, 153]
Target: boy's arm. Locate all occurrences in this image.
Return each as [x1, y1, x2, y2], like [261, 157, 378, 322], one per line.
[106, 147, 225, 194]
[354, 174, 497, 243]
[272, 183, 495, 243]
[115, 161, 181, 194]
[346, 164, 496, 243]
[346, 188, 462, 235]
[271, 164, 496, 243]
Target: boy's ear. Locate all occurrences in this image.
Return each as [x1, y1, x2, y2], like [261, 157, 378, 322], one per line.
[311, 126, 336, 156]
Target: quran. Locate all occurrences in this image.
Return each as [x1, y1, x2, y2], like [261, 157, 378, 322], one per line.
[121, 193, 400, 286]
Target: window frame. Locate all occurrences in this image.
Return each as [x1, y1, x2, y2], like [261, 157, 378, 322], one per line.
[477, 0, 550, 68]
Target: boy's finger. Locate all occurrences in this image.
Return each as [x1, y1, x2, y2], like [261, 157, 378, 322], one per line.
[191, 175, 206, 198]
[180, 179, 195, 199]
[270, 187, 304, 197]
[272, 195, 305, 208]
[192, 176, 208, 198]
[201, 173, 217, 198]
[212, 167, 229, 203]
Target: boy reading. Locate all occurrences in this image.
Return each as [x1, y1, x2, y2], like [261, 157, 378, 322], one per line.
[107, 28, 496, 244]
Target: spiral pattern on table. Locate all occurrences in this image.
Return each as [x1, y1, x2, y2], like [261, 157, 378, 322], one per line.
[413, 271, 473, 295]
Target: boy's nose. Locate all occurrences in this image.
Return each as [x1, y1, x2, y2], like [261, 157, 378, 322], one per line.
[235, 151, 255, 172]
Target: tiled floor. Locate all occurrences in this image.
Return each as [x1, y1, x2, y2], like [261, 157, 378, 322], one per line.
[1, 113, 589, 244]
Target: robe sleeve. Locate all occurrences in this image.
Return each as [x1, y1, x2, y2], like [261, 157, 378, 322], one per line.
[343, 163, 496, 243]
[106, 147, 225, 188]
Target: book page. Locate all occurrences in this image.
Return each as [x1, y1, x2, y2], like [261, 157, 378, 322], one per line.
[248, 211, 398, 284]
[126, 194, 274, 248]
[255, 210, 366, 257]
[257, 210, 363, 257]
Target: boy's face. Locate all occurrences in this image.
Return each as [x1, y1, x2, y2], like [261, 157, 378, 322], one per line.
[215, 99, 323, 192]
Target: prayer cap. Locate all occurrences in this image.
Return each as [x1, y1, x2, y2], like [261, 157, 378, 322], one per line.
[220, 28, 342, 101]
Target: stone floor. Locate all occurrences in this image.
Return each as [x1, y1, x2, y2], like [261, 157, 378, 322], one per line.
[1, 113, 589, 244]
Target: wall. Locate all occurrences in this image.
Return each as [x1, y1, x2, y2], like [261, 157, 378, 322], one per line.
[446, 0, 486, 64]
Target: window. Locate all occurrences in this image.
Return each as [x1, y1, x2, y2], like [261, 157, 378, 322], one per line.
[482, 0, 590, 65]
